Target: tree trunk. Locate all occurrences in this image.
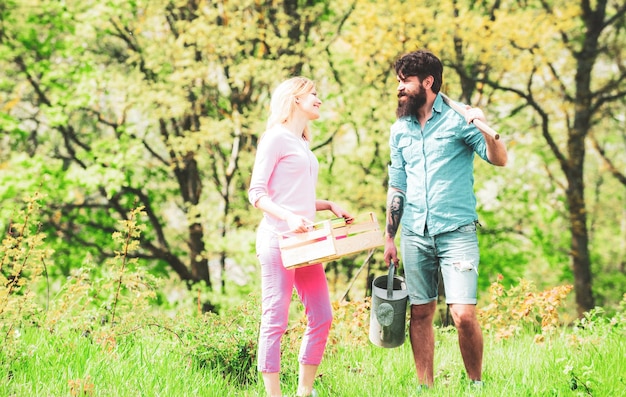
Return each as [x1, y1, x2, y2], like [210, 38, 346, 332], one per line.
[565, 0, 607, 314]
[565, 161, 595, 315]
[174, 148, 210, 286]
[189, 222, 210, 284]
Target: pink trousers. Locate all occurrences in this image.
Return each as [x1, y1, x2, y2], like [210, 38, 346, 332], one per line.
[255, 230, 333, 373]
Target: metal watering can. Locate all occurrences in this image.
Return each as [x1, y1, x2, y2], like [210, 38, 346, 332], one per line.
[369, 265, 408, 348]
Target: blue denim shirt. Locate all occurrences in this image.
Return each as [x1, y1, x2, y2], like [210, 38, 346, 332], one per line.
[388, 94, 491, 237]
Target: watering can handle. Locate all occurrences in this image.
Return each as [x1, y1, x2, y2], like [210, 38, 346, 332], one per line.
[387, 265, 395, 299]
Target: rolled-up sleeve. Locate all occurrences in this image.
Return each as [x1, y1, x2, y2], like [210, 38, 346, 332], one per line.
[463, 123, 491, 163]
[388, 128, 407, 192]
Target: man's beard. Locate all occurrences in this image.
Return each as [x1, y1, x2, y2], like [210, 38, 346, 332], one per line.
[396, 90, 426, 119]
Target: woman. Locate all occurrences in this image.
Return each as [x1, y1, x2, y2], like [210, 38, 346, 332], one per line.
[248, 77, 353, 397]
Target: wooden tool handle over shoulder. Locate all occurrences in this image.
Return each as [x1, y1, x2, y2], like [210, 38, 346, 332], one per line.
[440, 93, 500, 140]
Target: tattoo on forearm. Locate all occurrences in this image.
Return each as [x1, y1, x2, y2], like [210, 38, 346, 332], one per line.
[386, 191, 405, 238]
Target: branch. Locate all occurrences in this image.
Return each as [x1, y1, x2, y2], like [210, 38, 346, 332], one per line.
[310, 131, 335, 152]
[480, 71, 569, 170]
[590, 135, 626, 186]
[592, 85, 626, 113]
[108, 18, 156, 81]
[14, 54, 91, 166]
[323, 1, 357, 86]
[601, 2, 626, 30]
[84, 106, 170, 166]
[545, 61, 574, 102]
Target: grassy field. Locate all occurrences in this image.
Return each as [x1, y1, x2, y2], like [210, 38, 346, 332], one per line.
[3, 199, 625, 396]
[1, 301, 625, 397]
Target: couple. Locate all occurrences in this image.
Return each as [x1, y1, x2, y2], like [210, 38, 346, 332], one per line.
[247, 50, 508, 396]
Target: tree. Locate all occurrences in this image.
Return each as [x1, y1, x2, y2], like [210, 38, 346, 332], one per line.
[469, 0, 626, 314]
[438, 0, 626, 314]
[335, 0, 626, 314]
[0, 0, 356, 298]
[2, 0, 624, 314]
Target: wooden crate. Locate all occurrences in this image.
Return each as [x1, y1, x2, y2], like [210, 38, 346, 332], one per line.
[279, 212, 384, 269]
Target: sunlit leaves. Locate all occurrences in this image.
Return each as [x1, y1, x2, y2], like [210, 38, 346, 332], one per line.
[0, 0, 623, 309]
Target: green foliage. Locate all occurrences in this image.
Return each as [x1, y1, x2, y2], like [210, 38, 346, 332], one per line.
[3, 295, 625, 396]
[0, 206, 624, 396]
[0, 193, 52, 357]
[0, 0, 625, 323]
[478, 275, 574, 340]
[556, 300, 626, 396]
[572, 301, 626, 339]
[183, 296, 260, 386]
[475, 213, 529, 291]
[107, 206, 156, 325]
[42, 207, 161, 338]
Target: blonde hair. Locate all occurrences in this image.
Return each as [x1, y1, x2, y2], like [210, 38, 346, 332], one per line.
[266, 76, 316, 141]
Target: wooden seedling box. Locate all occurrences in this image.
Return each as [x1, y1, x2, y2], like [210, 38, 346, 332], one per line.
[279, 212, 384, 269]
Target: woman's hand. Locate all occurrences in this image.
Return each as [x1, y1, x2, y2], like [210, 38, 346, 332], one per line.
[329, 202, 354, 224]
[286, 213, 313, 233]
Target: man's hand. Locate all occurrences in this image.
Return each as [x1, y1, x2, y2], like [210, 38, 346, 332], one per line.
[464, 105, 486, 125]
[384, 238, 400, 268]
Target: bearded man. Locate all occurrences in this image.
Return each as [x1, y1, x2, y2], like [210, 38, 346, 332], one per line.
[383, 50, 508, 391]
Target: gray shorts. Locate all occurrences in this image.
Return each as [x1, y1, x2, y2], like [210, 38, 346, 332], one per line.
[401, 223, 480, 305]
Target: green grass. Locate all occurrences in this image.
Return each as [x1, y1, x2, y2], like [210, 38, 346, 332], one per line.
[316, 326, 626, 396]
[3, 197, 624, 396]
[1, 316, 624, 397]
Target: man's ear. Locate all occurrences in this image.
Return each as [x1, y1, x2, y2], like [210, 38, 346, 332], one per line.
[423, 75, 434, 89]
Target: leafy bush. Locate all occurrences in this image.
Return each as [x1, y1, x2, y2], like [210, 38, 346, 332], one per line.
[4, 196, 625, 396]
[183, 296, 260, 385]
[1, 198, 163, 368]
[478, 274, 573, 340]
[1, 193, 52, 361]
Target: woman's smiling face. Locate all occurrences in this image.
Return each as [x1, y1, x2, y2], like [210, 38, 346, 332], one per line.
[296, 89, 322, 120]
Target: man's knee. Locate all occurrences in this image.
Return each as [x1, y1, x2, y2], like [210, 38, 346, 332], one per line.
[410, 301, 437, 322]
[449, 305, 478, 329]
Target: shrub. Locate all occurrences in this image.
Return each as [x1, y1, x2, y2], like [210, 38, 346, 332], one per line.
[478, 274, 573, 340]
[184, 296, 260, 386]
[0, 193, 52, 362]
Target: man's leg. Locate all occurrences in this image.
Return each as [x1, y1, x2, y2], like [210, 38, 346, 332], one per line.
[409, 301, 437, 386]
[437, 223, 483, 382]
[449, 304, 483, 381]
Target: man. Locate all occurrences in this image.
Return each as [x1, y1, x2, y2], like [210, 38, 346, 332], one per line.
[383, 50, 508, 390]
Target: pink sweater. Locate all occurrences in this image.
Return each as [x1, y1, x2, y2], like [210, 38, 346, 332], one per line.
[248, 125, 319, 234]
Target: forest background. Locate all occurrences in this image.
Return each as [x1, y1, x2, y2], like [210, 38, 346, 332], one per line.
[1, 0, 625, 324]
